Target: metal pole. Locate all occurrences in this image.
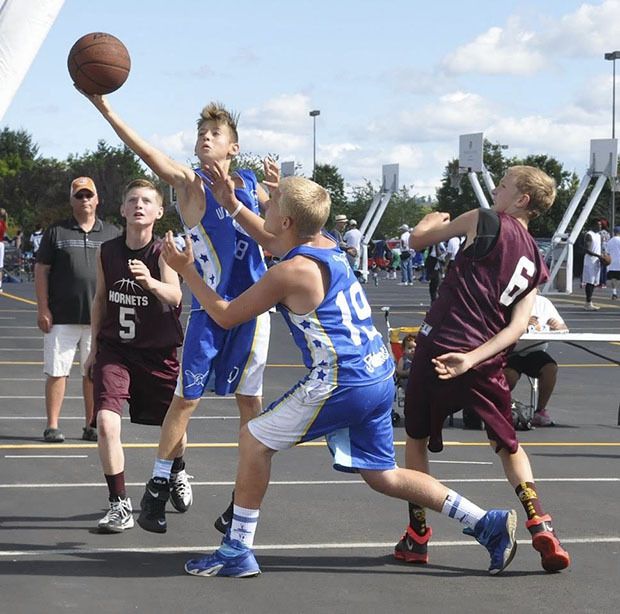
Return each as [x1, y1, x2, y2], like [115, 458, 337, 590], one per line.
[612, 59, 616, 230]
[312, 116, 316, 180]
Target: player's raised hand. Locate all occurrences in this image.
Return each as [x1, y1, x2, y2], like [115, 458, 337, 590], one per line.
[162, 230, 194, 274]
[128, 258, 155, 290]
[432, 352, 472, 379]
[203, 160, 238, 210]
[263, 157, 280, 189]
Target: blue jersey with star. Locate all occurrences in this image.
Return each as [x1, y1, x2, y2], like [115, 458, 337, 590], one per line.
[277, 244, 394, 386]
[184, 168, 267, 310]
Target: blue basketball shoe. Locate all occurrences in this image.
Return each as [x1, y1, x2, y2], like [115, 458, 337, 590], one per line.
[463, 509, 518, 575]
[185, 537, 261, 578]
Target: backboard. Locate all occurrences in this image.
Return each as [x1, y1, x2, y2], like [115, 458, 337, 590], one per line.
[459, 132, 484, 173]
[281, 160, 295, 178]
[589, 139, 618, 177]
[382, 164, 399, 192]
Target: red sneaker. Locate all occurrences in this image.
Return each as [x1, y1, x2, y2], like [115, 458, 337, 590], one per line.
[394, 525, 432, 564]
[526, 514, 570, 572]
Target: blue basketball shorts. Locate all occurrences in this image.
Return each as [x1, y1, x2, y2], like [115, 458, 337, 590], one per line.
[174, 308, 270, 399]
[248, 375, 396, 473]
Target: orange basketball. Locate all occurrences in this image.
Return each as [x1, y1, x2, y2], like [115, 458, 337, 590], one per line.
[68, 32, 131, 95]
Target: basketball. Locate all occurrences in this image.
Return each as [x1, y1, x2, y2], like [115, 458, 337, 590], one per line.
[67, 32, 131, 95]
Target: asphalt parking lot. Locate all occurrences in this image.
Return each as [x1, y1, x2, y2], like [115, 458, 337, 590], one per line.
[1, 278, 619, 614]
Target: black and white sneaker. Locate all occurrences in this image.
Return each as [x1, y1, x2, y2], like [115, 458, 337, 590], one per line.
[170, 469, 193, 513]
[98, 497, 134, 533]
[214, 493, 234, 534]
[138, 477, 170, 533]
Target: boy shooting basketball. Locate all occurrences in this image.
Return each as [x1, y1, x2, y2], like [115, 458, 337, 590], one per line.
[82, 93, 277, 533]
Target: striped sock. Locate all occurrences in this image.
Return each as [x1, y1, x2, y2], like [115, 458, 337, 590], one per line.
[152, 458, 173, 480]
[230, 504, 260, 547]
[441, 489, 486, 531]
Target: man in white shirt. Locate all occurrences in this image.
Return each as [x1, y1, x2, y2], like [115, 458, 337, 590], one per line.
[606, 225, 620, 300]
[343, 219, 363, 273]
[504, 295, 568, 426]
[446, 236, 462, 273]
[398, 224, 413, 285]
[582, 221, 602, 310]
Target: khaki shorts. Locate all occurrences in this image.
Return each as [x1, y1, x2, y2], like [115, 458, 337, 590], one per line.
[43, 324, 91, 377]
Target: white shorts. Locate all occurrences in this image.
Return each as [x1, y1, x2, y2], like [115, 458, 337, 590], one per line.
[0, 241, 5, 269]
[43, 324, 92, 377]
[582, 256, 601, 286]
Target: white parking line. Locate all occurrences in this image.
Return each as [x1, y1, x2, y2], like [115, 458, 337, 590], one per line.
[1, 536, 619, 558]
[5, 455, 89, 459]
[0, 477, 617, 488]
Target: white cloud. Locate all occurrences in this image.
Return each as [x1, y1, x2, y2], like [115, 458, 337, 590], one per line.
[544, 0, 620, 56]
[244, 93, 313, 131]
[441, 18, 547, 76]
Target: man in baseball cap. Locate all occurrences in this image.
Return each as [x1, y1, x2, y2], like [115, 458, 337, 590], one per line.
[332, 214, 348, 250]
[70, 176, 98, 197]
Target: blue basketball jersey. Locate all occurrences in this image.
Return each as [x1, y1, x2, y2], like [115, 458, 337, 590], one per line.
[277, 244, 394, 386]
[183, 168, 267, 309]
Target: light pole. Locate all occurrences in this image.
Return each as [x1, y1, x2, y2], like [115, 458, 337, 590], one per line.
[309, 109, 320, 179]
[605, 51, 620, 229]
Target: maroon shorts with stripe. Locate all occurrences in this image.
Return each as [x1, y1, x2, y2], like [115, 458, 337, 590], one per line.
[404, 341, 518, 454]
[93, 339, 179, 426]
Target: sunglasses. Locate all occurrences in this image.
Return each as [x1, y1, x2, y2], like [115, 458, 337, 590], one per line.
[73, 192, 95, 200]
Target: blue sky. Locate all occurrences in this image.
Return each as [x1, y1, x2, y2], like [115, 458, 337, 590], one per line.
[3, 0, 620, 196]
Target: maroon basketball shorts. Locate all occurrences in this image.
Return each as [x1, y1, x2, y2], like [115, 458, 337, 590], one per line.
[93, 339, 179, 426]
[404, 342, 518, 454]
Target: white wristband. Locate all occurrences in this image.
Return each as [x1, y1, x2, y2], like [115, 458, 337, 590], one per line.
[230, 202, 244, 219]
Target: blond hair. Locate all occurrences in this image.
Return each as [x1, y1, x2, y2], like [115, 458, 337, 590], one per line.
[508, 165, 556, 219]
[123, 179, 163, 205]
[278, 176, 331, 238]
[196, 102, 239, 142]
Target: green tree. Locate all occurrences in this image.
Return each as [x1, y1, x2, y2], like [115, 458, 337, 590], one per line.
[313, 163, 347, 217]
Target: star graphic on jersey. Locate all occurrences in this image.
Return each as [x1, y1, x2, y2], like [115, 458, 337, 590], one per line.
[200, 253, 209, 263]
[316, 370, 326, 381]
[318, 360, 328, 367]
[190, 233, 200, 242]
[113, 278, 144, 294]
[300, 320, 311, 330]
[313, 339, 322, 348]
[209, 275, 215, 284]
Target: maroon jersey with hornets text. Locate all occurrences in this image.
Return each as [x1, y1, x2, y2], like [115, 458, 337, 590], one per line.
[98, 236, 183, 349]
[420, 212, 548, 358]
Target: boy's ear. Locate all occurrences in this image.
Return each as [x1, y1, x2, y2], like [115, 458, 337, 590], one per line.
[120, 203, 126, 219]
[229, 142, 240, 157]
[156, 206, 164, 220]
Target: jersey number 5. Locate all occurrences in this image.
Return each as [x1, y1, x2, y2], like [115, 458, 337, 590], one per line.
[119, 306, 136, 340]
[499, 256, 535, 307]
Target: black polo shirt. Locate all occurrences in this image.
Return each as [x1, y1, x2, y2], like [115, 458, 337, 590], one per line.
[36, 217, 121, 324]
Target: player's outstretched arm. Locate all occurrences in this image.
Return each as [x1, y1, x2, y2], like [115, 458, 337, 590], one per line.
[162, 231, 287, 328]
[433, 288, 537, 380]
[80, 92, 195, 189]
[410, 209, 478, 251]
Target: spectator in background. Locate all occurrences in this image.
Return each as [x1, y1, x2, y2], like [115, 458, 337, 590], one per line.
[582, 219, 603, 310]
[398, 224, 413, 285]
[0, 208, 7, 292]
[504, 295, 568, 427]
[599, 218, 611, 287]
[446, 235, 462, 273]
[607, 225, 620, 300]
[35, 177, 120, 443]
[395, 334, 417, 388]
[343, 218, 363, 275]
[425, 242, 447, 303]
[331, 214, 349, 250]
[30, 223, 44, 255]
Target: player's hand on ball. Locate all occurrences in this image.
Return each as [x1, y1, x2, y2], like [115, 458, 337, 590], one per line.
[163, 230, 194, 274]
[432, 352, 472, 379]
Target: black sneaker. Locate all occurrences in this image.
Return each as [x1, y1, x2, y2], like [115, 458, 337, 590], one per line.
[138, 477, 170, 533]
[214, 493, 234, 534]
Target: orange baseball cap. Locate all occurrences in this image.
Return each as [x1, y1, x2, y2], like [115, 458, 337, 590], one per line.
[70, 176, 97, 196]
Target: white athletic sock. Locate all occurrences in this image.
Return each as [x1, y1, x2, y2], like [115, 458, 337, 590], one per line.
[230, 504, 260, 547]
[152, 458, 173, 480]
[441, 489, 486, 531]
